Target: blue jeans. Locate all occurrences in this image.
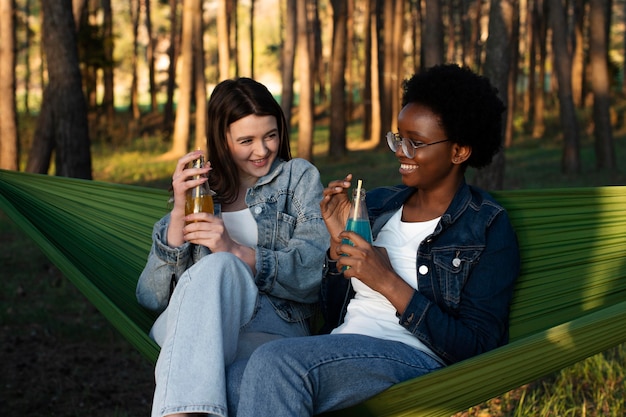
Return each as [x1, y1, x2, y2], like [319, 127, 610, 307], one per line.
[236, 334, 443, 417]
[150, 252, 310, 417]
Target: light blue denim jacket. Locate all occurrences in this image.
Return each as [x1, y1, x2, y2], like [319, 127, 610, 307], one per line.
[321, 180, 520, 365]
[137, 157, 330, 323]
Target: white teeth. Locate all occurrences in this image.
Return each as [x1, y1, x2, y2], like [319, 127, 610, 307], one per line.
[401, 164, 417, 170]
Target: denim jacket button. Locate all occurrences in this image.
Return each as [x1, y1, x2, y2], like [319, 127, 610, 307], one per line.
[452, 257, 461, 268]
[418, 265, 429, 275]
[254, 206, 262, 214]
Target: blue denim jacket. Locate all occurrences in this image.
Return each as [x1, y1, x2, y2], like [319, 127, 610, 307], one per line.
[321, 180, 520, 365]
[137, 158, 330, 323]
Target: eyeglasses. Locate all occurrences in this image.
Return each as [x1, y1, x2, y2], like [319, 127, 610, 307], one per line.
[386, 131, 450, 158]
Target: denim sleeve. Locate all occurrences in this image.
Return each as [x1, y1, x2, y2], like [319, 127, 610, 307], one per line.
[136, 214, 200, 313]
[398, 211, 521, 365]
[254, 161, 330, 304]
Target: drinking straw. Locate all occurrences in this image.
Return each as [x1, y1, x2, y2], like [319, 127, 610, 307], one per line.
[353, 179, 362, 222]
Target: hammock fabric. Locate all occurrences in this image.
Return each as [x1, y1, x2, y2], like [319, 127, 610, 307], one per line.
[1, 169, 626, 417]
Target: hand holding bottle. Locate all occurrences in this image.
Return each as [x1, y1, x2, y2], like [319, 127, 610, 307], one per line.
[320, 173, 353, 257]
[167, 150, 213, 247]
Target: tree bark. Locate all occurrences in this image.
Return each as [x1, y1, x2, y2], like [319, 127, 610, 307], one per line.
[101, 0, 114, 123]
[532, 0, 547, 139]
[548, 0, 581, 174]
[170, 0, 197, 156]
[280, 0, 297, 128]
[589, 0, 615, 170]
[144, 0, 158, 112]
[296, 0, 314, 161]
[129, 0, 140, 120]
[0, 0, 19, 170]
[164, 0, 179, 132]
[27, 0, 91, 179]
[193, 1, 207, 151]
[328, 0, 348, 156]
[217, 0, 230, 80]
[423, 0, 444, 68]
[474, 0, 516, 191]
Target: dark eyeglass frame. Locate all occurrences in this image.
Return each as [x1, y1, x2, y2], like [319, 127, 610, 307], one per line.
[386, 131, 450, 158]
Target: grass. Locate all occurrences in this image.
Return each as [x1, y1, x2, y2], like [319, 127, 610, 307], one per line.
[3, 111, 626, 416]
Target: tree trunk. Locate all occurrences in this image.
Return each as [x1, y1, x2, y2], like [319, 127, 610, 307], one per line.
[144, 0, 157, 112]
[379, 0, 395, 147]
[72, 0, 87, 30]
[504, 0, 520, 148]
[423, 0, 443, 68]
[170, 0, 196, 156]
[589, 0, 615, 170]
[164, 0, 179, 132]
[532, 0, 547, 139]
[328, 0, 347, 157]
[572, 0, 585, 107]
[193, 2, 207, 151]
[473, 0, 516, 191]
[391, 0, 404, 132]
[0, 0, 19, 170]
[28, 0, 91, 179]
[523, 0, 535, 129]
[362, 0, 373, 140]
[129, 0, 140, 120]
[101, 0, 114, 123]
[280, 0, 297, 128]
[549, 0, 581, 174]
[296, 0, 314, 162]
[368, 0, 381, 145]
[249, 0, 255, 78]
[217, 0, 230, 80]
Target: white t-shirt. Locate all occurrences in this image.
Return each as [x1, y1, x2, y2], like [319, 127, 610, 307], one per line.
[332, 207, 441, 360]
[222, 208, 258, 247]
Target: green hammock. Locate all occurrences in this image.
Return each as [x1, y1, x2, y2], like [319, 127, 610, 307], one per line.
[1, 169, 625, 417]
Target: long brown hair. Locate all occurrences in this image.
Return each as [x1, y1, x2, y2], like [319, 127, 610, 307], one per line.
[206, 78, 291, 204]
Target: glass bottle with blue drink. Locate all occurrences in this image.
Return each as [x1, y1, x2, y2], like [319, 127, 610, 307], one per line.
[343, 180, 373, 247]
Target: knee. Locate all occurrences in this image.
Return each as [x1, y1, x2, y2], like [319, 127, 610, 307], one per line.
[246, 340, 291, 374]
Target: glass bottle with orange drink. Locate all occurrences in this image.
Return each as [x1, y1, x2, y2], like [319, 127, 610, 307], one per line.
[185, 154, 217, 219]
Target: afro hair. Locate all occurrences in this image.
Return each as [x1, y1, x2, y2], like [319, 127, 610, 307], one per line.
[401, 64, 506, 169]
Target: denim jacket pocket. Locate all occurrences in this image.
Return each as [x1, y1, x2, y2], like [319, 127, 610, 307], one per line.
[432, 247, 483, 309]
[274, 211, 297, 248]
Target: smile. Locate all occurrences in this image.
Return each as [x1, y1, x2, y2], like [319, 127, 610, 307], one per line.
[251, 157, 269, 166]
[400, 163, 418, 171]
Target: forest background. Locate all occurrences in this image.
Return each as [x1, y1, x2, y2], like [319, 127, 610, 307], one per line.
[0, 0, 625, 416]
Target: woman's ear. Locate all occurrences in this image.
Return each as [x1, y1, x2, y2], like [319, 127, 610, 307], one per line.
[452, 144, 472, 165]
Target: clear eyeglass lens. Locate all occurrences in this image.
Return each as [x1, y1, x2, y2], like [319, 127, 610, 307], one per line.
[386, 132, 414, 158]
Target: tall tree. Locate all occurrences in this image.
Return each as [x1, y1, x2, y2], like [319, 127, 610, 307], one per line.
[193, 0, 207, 151]
[27, 0, 91, 179]
[474, 0, 516, 190]
[217, 0, 231, 80]
[380, 0, 397, 145]
[296, 0, 314, 161]
[328, 0, 348, 156]
[164, 0, 179, 132]
[423, 0, 444, 68]
[129, 0, 141, 120]
[0, 0, 18, 170]
[144, 0, 158, 112]
[170, 0, 198, 156]
[504, 0, 520, 148]
[572, 0, 585, 108]
[531, 0, 548, 139]
[589, 0, 615, 170]
[280, 0, 297, 128]
[101, 0, 114, 123]
[249, 0, 255, 78]
[549, 0, 581, 174]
